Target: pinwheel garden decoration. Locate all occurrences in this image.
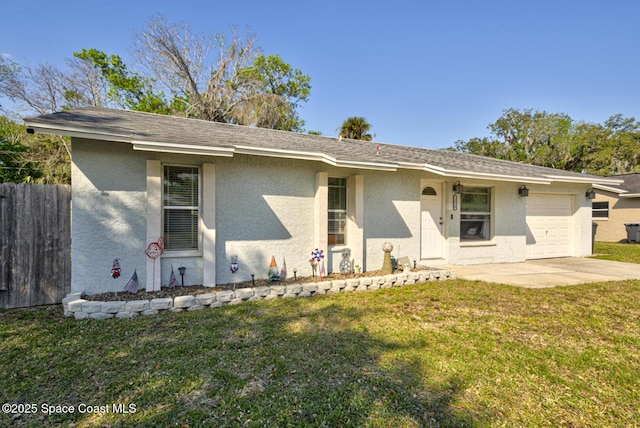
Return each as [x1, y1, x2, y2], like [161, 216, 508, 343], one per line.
[311, 248, 324, 280]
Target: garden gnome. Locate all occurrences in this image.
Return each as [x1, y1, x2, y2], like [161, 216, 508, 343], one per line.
[268, 256, 280, 283]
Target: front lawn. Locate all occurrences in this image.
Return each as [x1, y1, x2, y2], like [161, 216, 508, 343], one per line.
[1, 279, 639, 427]
[592, 241, 640, 263]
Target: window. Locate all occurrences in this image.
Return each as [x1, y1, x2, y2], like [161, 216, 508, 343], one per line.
[163, 165, 199, 251]
[328, 177, 347, 245]
[422, 186, 437, 196]
[460, 187, 491, 241]
[592, 201, 609, 219]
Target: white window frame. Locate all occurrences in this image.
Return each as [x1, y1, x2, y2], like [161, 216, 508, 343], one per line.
[460, 186, 492, 241]
[162, 164, 201, 253]
[328, 177, 347, 245]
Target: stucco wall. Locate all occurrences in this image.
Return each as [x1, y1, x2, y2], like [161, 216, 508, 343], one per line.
[593, 191, 640, 242]
[71, 138, 595, 294]
[71, 139, 148, 294]
[215, 155, 318, 284]
[445, 180, 527, 265]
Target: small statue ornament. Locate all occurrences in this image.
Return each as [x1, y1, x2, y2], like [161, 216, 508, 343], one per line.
[230, 256, 239, 289]
[382, 242, 394, 274]
[339, 248, 352, 274]
[268, 256, 280, 283]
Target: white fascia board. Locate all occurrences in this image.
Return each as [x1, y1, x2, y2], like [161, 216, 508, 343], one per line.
[132, 140, 235, 157]
[593, 184, 626, 194]
[422, 164, 551, 184]
[24, 123, 130, 143]
[235, 145, 399, 171]
[620, 193, 640, 198]
[544, 175, 624, 185]
[334, 160, 398, 171]
[234, 145, 330, 163]
[397, 162, 429, 170]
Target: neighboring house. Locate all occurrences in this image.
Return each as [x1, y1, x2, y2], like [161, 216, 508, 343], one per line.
[24, 108, 621, 294]
[593, 174, 640, 242]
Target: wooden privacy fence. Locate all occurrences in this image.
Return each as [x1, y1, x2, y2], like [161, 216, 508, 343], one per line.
[0, 183, 71, 309]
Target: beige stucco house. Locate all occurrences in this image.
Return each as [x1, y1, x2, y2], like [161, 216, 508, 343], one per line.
[24, 108, 621, 294]
[593, 174, 640, 242]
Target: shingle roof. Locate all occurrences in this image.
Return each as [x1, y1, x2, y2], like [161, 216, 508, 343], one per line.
[595, 173, 640, 196]
[25, 107, 618, 185]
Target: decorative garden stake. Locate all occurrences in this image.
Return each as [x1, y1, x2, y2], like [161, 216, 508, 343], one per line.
[251, 273, 255, 286]
[111, 259, 122, 279]
[230, 256, 239, 289]
[311, 248, 324, 281]
[124, 269, 139, 294]
[382, 242, 394, 274]
[293, 268, 297, 282]
[268, 256, 280, 283]
[178, 266, 186, 286]
[145, 237, 164, 292]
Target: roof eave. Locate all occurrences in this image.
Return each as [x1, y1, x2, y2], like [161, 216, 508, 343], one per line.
[25, 122, 131, 143]
[132, 140, 235, 157]
[421, 164, 552, 184]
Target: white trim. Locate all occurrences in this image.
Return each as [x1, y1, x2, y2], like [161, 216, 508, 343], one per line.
[133, 141, 235, 157]
[201, 163, 216, 287]
[146, 160, 162, 292]
[594, 184, 640, 198]
[544, 175, 623, 185]
[593, 183, 626, 194]
[235, 145, 399, 171]
[422, 164, 552, 184]
[26, 125, 131, 143]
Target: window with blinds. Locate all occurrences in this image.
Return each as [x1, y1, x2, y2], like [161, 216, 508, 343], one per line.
[163, 165, 199, 250]
[460, 187, 491, 241]
[592, 201, 609, 219]
[328, 177, 347, 245]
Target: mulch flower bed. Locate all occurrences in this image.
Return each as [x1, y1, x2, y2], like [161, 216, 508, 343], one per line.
[85, 269, 419, 302]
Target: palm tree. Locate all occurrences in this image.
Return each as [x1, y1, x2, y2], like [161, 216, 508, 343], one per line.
[338, 116, 373, 141]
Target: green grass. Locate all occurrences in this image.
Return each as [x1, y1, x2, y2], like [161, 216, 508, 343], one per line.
[1, 279, 639, 427]
[592, 241, 640, 263]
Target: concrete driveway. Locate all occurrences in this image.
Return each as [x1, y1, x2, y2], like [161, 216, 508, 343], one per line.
[444, 258, 640, 288]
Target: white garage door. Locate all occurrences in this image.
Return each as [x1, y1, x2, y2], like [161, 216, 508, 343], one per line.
[526, 194, 573, 259]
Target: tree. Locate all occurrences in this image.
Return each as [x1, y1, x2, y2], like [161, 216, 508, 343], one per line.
[339, 116, 373, 141]
[73, 48, 171, 114]
[451, 108, 640, 175]
[0, 115, 70, 184]
[0, 115, 35, 182]
[237, 54, 311, 131]
[131, 15, 311, 130]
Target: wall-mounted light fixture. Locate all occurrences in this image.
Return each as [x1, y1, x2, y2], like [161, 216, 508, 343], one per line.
[452, 181, 463, 194]
[518, 185, 529, 197]
[586, 189, 596, 199]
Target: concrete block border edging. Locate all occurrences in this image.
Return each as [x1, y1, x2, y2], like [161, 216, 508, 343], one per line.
[63, 269, 455, 320]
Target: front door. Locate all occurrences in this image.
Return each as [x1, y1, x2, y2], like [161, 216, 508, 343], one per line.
[421, 183, 443, 259]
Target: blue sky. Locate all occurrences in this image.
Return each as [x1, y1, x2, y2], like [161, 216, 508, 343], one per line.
[2, 0, 639, 149]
